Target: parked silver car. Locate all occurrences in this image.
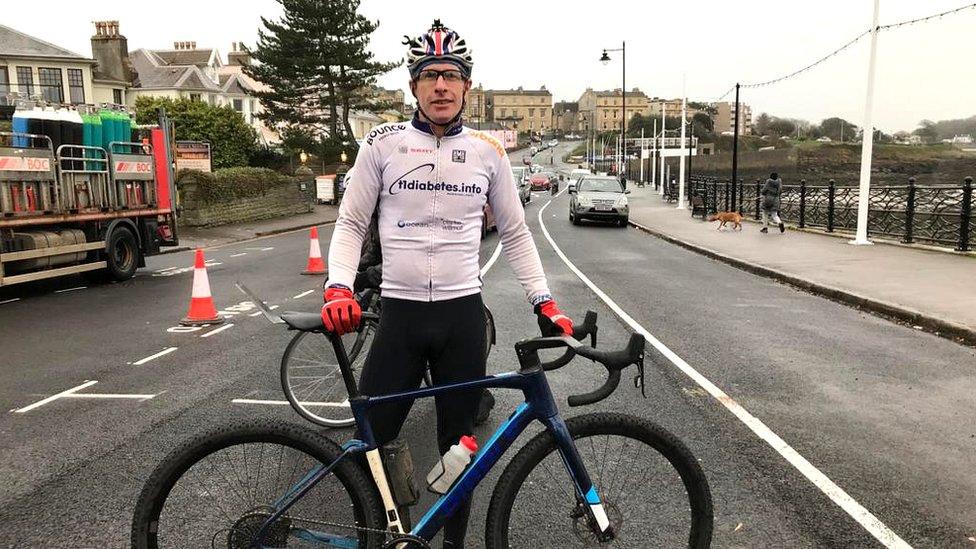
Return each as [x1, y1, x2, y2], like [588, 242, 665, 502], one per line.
[569, 175, 629, 227]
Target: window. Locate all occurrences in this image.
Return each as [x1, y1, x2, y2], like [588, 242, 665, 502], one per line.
[189, 93, 201, 102]
[112, 88, 123, 104]
[232, 98, 243, 111]
[528, 108, 535, 117]
[67, 68, 85, 103]
[499, 108, 506, 118]
[38, 68, 64, 102]
[0, 67, 8, 94]
[541, 108, 547, 118]
[16, 67, 34, 96]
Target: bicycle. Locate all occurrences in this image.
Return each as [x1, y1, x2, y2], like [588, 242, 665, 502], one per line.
[279, 287, 498, 428]
[131, 305, 713, 548]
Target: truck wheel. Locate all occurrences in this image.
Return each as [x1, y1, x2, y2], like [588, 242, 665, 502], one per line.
[106, 227, 139, 281]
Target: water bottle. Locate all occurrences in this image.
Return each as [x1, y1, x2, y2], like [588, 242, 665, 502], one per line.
[426, 435, 478, 494]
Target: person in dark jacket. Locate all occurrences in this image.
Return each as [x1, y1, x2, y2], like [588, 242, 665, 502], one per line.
[760, 172, 785, 234]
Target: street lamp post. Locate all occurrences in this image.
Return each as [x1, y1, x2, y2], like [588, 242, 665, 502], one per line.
[600, 42, 626, 181]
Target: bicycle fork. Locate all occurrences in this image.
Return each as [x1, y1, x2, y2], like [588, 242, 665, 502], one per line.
[544, 415, 615, 541]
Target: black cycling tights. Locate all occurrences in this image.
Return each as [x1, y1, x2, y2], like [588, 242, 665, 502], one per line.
[358, 293, 488, 548]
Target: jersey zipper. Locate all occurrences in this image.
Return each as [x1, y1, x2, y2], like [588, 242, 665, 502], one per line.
[428, 136, 441, 302]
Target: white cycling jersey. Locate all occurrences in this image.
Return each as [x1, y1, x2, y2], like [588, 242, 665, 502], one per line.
[326, 115, 552, 305]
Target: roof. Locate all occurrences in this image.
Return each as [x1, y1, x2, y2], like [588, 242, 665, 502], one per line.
[130, 48, 220, 91]
[152, 49, 216, 67]
[488, 88, 552, 96]
[0, 23, 94, 62]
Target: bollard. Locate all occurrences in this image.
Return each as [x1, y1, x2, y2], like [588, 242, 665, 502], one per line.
[904, 177, 916, 244]
[957, 176, 973, 252]
[754, 179, 761, 220]
[827, 179, 836, 232]
[799, 179, 806, 228]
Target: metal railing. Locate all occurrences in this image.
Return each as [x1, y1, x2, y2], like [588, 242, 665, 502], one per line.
[687, 175, 975, 251]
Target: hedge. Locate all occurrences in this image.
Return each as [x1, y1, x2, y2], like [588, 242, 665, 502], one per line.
[177, 167, 297, 205]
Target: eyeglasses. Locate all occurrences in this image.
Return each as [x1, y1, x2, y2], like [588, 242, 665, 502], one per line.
[416, 69, 465, 83]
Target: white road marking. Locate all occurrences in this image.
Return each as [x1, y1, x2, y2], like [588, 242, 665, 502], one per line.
[480, 241, 503, 277]
[133, 347, 178, 365]
[13, 380, 98, 413]
[201, 323, 235, 338]
[536, 195, 912, 549]
[261, 247, 274, 251]
[230, 253, 247, 257]
[166, 325, 204, 333]
[62, 393, 157, 401]
[54, 286, 86, 293]
[0, 298, 20, 305]
[249, 311, 263, 317]
[293, 289, 315, 299]
[232, 398, 350, 408]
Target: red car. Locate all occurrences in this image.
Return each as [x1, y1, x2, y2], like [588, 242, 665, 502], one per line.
[528, 173, 552, 191]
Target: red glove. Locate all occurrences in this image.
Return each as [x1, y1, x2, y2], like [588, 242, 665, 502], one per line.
[535, 299, 574, 337]
[321, 286, 361, 335]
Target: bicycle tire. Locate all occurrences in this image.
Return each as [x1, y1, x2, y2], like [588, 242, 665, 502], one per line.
[484, 412, 713, 548]
[281, 323, 376, 429]
[131, 418, 386, 549]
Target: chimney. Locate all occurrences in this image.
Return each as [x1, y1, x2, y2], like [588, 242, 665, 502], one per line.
[91, 20, 134, 85]
[227, 41, 252, 67]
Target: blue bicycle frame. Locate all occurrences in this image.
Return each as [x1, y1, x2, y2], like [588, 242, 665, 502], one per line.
[259, 360, 610, 546]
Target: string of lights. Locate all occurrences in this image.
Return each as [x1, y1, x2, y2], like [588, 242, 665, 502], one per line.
[711, 1, 976, 101]
[879, 1, 975, 29]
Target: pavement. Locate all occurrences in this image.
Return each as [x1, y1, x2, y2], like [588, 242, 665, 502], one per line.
[624, 183, 976, 346]
[171, 203, 341, 251]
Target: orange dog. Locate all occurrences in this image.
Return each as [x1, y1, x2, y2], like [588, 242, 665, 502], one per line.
[707, 211, 743, 231]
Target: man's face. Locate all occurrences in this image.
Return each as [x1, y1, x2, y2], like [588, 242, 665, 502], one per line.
[411, 62, 471, 125]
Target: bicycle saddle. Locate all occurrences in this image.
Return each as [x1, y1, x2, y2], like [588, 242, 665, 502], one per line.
[279, 311, 325, 333]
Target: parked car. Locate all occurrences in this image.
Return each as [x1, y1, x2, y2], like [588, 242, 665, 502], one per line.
[511, 166, 531, 205]
[549, 139, 558, 147]
[529, 173, 552, 191]
[482, 204, 496, 239]
[569, 175, 630, 227]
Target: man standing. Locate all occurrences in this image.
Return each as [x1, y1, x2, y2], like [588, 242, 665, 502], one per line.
[320, 20, 574, 547]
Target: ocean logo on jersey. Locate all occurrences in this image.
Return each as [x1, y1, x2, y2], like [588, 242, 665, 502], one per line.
[452, 150, 466, 163]
[397, 219, 431, 229]
[388, 163, 483, 197]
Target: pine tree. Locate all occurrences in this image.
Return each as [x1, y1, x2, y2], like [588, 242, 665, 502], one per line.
[244, 0, 399, 147]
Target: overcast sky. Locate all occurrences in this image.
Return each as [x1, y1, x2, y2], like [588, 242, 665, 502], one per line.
[9, 1, 975, 132]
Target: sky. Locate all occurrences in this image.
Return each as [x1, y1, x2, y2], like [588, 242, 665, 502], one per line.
[7, 0, 975, 133]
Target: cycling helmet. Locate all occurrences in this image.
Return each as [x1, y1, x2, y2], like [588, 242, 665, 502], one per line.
[403, 19, 474, 80]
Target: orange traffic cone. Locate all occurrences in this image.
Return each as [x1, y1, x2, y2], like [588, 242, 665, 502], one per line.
[302, 226, 327, 275]
[180, 249, 224, 326]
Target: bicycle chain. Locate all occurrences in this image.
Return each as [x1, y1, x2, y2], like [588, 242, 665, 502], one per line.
[279, 515, 430, 548]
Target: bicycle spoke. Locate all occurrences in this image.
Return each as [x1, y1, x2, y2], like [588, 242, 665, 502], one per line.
[501, 423, 702, 548]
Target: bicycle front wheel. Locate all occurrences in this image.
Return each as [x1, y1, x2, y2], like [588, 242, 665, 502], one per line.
[131, 419, 386, 548]
[281, 322, 376, 428]
[485, 412, 713, 548]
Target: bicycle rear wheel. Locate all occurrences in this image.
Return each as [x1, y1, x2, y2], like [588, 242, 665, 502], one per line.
[485, 412, 712, 548]
[131, 419, 386, 548]
[281, 321, 377, 428]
